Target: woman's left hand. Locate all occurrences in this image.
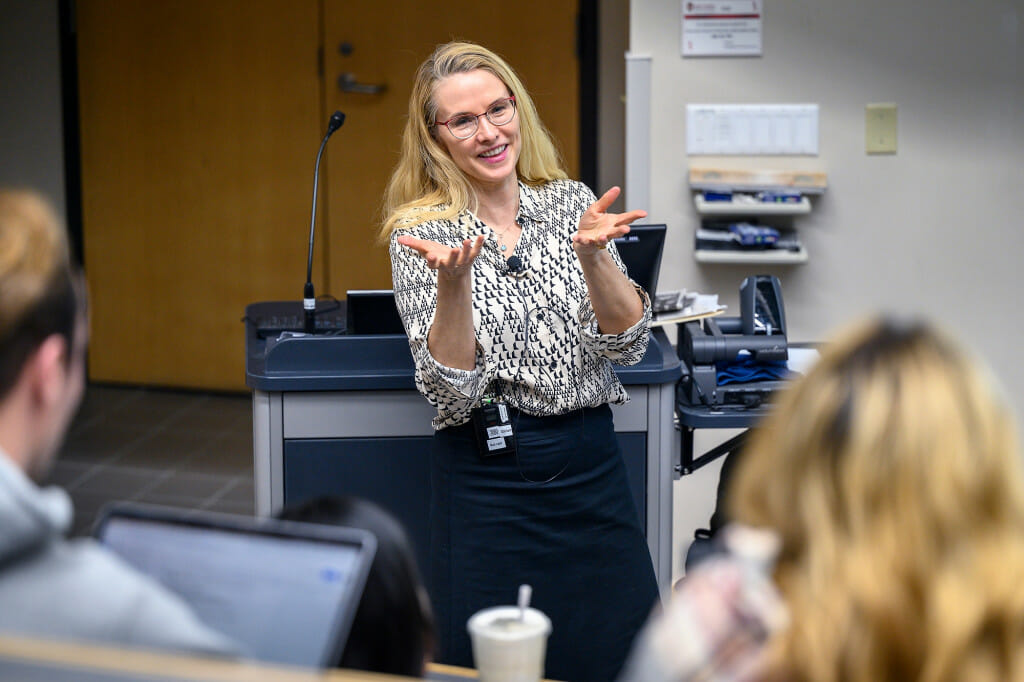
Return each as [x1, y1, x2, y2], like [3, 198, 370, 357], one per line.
[572, 186, 648, 255]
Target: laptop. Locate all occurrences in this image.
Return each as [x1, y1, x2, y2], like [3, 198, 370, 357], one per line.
[93, 503, 376, 668]
[345, 289, 405, 335]
[613, 223, 667, 296]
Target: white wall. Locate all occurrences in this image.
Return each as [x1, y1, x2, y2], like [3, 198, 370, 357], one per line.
[629, 0, 1023, 577]
[0, 0, 65, 213]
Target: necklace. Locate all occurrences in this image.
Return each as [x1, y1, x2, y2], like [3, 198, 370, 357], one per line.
[492, 223, 513, 252]
[486, 199, 521, 252]
[491, 219, 521, 252]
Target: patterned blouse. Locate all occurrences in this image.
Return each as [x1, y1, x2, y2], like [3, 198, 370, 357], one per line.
[389, 179, 652, 430]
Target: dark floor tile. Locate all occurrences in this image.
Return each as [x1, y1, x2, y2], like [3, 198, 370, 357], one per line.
[211, 477, 256, 505]
[113, 428, 222, 469]
[129, 493, 216, 510]
[180, 452, 253, 476]
[164, 394, 252, 433]
[201, 498, 256, 517]
[70, 465, 167, 496]
[59, 423, 152, 463]
[68, 385, 146, 430]
[141, 471, 237, 500]
[179, 433, 253, 474]
[100, 391, 201, 431]
[40, 460, 93, 489]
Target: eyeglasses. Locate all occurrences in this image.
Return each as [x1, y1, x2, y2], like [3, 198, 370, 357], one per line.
[435, 96, 517, 140]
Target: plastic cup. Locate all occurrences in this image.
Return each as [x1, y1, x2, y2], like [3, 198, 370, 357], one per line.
[467, 605, 552, 682]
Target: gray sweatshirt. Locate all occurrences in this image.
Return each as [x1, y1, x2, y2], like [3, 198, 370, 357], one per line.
[0, 452, 236, 656]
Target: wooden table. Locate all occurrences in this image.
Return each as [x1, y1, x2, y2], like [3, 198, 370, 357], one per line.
[0, 634, 492, 681]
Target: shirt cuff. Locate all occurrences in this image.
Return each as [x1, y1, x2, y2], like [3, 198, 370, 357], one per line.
[579, 285, 652, 358]
[414, 340, 486, 401]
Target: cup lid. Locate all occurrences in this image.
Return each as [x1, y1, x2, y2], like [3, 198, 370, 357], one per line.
[467, 606, 552, 639]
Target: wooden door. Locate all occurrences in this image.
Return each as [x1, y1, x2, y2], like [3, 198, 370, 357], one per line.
[77, 1, 322, 390]
[77, 3, 579, 391]
[321, 2, 580, 293]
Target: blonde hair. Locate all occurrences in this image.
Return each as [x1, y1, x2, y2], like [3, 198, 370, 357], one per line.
[379, 41, 567, 241]
[0, 189, 70, 339]
[0, 189, 79, 398]
[729, 317, 1024, 682]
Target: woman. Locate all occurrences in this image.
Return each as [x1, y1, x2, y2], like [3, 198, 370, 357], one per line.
[380, 42, 659, 681]
[620, 317, 1024, 682]
[277, 496, 435, 677]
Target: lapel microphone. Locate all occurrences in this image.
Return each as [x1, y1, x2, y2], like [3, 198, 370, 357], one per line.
[506, 255, 524, 274]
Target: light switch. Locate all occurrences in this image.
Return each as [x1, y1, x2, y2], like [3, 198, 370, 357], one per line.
[866, 103, 898, 154]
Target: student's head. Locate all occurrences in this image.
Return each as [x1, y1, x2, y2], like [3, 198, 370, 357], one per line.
[277, 496, 435, 677]
[380, 41, 567, 238]
[0, 189, 87, 481]
[729, 316, 1024, 681]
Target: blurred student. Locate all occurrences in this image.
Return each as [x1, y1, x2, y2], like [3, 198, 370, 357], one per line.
[620, 316, 1024, 682]
[0, 189, 235, 655]
[277, 495, 435, 677]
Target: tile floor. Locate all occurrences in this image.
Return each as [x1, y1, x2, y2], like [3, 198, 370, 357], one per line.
[42, 384, 255, 537]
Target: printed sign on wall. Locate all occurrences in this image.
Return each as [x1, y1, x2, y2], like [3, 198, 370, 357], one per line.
[682, 0, 763, 57]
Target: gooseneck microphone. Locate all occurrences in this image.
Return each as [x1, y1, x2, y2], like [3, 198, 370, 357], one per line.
[304, 110, 346, 333]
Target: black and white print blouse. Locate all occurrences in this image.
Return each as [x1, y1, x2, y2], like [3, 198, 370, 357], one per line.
[389, 179, 652, 430]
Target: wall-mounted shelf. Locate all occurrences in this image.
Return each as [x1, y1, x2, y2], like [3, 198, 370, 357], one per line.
[694, 195, 811, 216]
[689, 166, 826, 266]
[689, 167, 828, 194]
[695, 247, 808, 265]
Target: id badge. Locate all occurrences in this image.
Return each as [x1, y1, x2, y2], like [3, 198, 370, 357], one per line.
[470, 401, 516, 458]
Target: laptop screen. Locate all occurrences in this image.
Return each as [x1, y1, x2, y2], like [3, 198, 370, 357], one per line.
[94, 504, 376, 668]
[613, 224, 667, 296]
[345, 290, 405, 335]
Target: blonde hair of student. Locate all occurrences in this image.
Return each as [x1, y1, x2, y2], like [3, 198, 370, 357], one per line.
[0, 189, 71, 343]
[380, 41, 567, 240]
[729, 317, 1024, 682]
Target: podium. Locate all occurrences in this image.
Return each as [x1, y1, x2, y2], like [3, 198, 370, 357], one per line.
[245, 301, 682, 594]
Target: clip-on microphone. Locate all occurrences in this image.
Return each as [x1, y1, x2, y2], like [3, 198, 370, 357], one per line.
[506, 255, 524, 274]
[304, 110, 346, 333]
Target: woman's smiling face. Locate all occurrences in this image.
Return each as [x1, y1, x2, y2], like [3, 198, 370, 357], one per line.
[432, 69, 520, 192]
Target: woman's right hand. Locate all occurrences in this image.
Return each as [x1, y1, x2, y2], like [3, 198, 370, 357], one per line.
[397, 234, 485, 281]
[397, 234, 483, 370]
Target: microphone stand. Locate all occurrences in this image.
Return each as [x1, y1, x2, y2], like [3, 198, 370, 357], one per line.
[304, 111, 346, 333]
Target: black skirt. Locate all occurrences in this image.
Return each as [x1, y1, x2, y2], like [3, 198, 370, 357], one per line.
[430, 404, 659, 682]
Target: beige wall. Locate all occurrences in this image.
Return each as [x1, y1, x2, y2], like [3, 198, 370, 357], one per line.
[629, 0, 1024, 575]
[630, 1, 1023, 410]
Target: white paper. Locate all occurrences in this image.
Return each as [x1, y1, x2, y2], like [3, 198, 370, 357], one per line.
[682, 0, 763, 57]
[686, 104, 819, 155]
[786, 348, 820, 376]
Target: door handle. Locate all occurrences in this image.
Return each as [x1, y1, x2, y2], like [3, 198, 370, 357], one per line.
[337, 72, 387, 95]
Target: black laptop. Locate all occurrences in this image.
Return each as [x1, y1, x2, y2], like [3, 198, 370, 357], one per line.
[613, 223, 667, 296]
[345, 289, 405, 335]
[94, 503, 376, 668]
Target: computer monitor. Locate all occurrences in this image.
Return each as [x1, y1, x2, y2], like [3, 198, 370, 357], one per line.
[345, 290, 405, 335]
[94, 503, 376, 669]
[613, 223, 667, 296]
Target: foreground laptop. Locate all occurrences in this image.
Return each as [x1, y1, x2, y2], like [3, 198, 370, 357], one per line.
[94, 503, 376, 668]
